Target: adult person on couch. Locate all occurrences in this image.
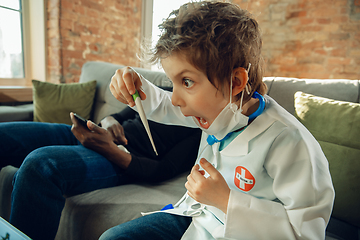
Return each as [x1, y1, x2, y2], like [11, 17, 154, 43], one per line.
[0, 106, 201, 240]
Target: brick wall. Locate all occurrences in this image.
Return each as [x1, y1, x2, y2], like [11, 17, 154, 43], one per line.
[47, 0, 142, 83]
[234, 0, 360, 79]
[47, 0, 359, 83]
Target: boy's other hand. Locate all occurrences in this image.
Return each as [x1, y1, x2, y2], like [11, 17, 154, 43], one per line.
[185, 158, 230, 214]
[110, 67, 146, 107]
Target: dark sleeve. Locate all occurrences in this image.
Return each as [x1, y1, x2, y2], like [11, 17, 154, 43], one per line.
[110, 107, 137, 124]
[109, 86, 200, 183]
[110, 87, 172, 124]
[121, 120, 201, 183]
[110, 86, 173, 124]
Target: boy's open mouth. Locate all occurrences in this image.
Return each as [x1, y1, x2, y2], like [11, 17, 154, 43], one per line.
[195, 117, 210, 129]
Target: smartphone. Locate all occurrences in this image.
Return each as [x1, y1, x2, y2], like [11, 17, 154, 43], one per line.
[73, 113, 88, 128]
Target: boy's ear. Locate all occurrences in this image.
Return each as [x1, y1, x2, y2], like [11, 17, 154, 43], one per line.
[231, 67, 248, 96]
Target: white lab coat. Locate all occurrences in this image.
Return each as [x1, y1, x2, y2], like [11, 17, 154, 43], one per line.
[135, 79, 335, 240]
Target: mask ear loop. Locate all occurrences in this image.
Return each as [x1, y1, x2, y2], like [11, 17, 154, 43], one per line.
[245, 63, 251, 95]
[229, 74, 238, 113]
[237, 63, 252, 113]
[207, 63, 252, 146]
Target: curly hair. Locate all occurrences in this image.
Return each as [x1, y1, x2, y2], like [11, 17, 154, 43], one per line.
[148, 1, 267, 100]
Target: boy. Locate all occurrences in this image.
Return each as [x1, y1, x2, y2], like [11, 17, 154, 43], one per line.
[104, 1, 334, 239]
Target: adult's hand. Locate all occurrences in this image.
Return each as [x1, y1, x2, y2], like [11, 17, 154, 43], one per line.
[70, 112, 132, 168]
[70, 112, 115, 153]
[100, 116, 128, 145]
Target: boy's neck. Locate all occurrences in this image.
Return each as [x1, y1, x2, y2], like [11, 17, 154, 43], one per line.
[241, 98, 260, 117]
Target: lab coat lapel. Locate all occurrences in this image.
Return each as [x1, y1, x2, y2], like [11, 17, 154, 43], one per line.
[220, 110, 275, 157]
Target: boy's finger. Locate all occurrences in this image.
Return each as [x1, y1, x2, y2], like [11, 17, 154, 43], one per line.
[199, 158, 218, 177]
[123, 67, 137, 94]
[136, 75, 146, 100]
[110, 70, 129, 104]
[190, 163, 206, 181]
[190, 164, 200, 176]
[185, 182, 193, 195]
[119, 71, 136, 107]
[109, 83, 126, 104]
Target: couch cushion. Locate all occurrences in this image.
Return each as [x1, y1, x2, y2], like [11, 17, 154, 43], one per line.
[0, 104, 33, 122]
[264, 77, 359, 114]
[32, 80, 97, 125]
[294, 91, 360, 228]
[56, 173, 188, 240]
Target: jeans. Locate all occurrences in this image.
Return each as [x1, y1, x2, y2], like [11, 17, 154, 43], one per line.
[99, 212, 191, 240]
[0, 122, 124, 240]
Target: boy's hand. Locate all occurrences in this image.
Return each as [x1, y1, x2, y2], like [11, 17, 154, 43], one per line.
[100, 116, 128, 145]
[185, 158, 230, 213]
[110, 67, 146, 107]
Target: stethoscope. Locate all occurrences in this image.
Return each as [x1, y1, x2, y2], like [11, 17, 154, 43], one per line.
[206, 91, 266, 146]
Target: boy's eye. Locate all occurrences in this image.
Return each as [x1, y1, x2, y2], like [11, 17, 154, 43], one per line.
[183, 78, 194, 88]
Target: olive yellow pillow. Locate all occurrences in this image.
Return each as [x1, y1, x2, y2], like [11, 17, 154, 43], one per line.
[32, 80, 97, 125]
[294, 91, 360, 228]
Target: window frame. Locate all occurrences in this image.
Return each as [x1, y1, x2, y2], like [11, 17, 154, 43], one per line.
[140, 0, 153, 69]
[0, 0, 46, 87]
[141, 0, 199, 71]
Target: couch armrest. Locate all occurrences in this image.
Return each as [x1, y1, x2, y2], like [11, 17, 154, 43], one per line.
[0, 104, 34, 122]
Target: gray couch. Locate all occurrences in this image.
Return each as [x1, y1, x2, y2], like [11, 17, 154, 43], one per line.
[0, 61, 359, 239]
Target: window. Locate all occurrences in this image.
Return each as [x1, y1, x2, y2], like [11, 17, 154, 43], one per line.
[0, 0, 24, 79]
[142, 0, 200, 71]
[0, 0, 45, 87]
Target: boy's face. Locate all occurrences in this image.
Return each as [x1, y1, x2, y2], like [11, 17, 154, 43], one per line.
[161, 53, 229, 129]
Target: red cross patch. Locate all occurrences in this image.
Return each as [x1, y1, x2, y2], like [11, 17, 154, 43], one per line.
[234, 166, 255, 192]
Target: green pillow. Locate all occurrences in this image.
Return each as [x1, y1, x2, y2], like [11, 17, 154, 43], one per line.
[294, 91, 360, 228]
[32, 80, 97, 125]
